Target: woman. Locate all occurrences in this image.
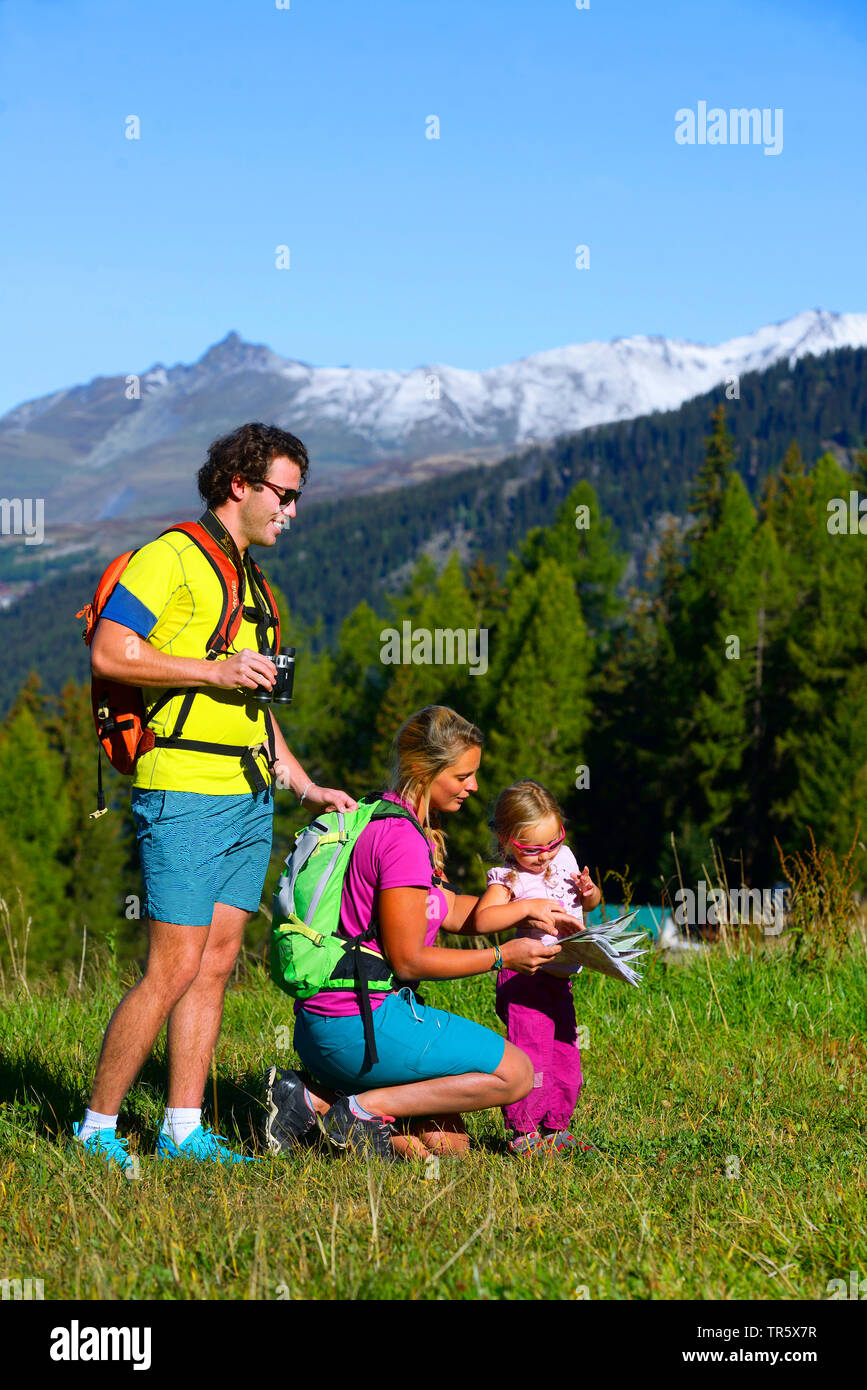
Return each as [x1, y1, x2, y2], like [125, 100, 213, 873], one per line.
[265, 705, 580, 1159]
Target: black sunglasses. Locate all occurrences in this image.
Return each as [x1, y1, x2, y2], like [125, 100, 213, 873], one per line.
[253, 478, 303, 508]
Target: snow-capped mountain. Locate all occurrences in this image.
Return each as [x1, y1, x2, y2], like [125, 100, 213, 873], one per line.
[1, 309, 865, 527]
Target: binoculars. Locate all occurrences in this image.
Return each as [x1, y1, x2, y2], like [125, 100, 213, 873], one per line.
[251, 646, 296, 705]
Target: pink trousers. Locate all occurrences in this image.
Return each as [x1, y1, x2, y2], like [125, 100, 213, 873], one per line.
[495, 968, 582, 1134]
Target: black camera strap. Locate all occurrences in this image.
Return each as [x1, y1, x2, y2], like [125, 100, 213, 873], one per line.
[242, 553, 279, 656]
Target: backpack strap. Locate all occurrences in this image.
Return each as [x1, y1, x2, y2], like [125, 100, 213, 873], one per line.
[365, 794, 446, 886]
[142, 514, 281, 793]
[348, 794, 449, 1069]
[162, 512, 245, 654]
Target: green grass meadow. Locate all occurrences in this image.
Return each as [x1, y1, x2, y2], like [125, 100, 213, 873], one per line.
[0, 935, 865, 1301]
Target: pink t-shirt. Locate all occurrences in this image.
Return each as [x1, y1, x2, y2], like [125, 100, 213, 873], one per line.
[297, 792, 449, 1018]
[486, 843, 584, 941]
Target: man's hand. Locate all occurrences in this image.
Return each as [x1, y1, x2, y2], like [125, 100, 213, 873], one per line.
[269, 767, 357, 811]
[208, 648, 276, 693]
[303, 785, 358, 813]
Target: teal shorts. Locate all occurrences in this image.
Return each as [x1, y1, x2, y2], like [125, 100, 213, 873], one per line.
[130, 787, 274, 926]
[294, 987, 506, 1089]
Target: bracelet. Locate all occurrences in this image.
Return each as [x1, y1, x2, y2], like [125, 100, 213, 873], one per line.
[299, 781, 312, 805]
[493, 944, 504, 972]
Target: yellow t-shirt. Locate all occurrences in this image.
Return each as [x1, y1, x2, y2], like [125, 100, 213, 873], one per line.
[100, 526, 276, 794]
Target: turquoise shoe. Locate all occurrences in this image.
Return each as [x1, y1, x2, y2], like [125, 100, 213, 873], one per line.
[155, 1124, 257, 1164]
[70, 1122, 138, 1175]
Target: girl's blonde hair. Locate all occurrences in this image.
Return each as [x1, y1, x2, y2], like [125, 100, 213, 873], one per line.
[489, 779, 565, 890]
[387, 705, 483, 876]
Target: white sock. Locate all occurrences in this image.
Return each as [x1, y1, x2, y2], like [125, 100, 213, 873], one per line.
[348, 1095, 374, 1120]
[162, 1108, 202, 1145]
[77, 1109, 118, 1141]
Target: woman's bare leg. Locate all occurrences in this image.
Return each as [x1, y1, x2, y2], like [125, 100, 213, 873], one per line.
[296, 1080, 469, 1157]
[356, 1041, 532, 1120]
[390, 1126, 433, 1159]
[297, 1076, 334, 1115]
[413, 1113, 470, 1156]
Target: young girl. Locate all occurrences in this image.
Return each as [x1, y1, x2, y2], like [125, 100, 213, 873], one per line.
[475, 780, 602, 1155]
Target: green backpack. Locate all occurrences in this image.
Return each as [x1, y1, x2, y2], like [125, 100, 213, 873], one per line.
[270, 792, 444, 1064]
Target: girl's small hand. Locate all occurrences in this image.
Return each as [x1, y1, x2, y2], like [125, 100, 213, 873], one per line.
[571, 867, 597, 899]
[501, 935, 561, 976]
[524, 900, 583, 938]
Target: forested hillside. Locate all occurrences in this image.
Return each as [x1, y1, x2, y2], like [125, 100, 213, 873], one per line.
[2, 395, 866, 971]
[1, 345, 864, 719]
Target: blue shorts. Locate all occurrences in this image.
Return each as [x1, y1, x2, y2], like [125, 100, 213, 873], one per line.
[294, 987, 506, 1089]
[130, 787, 274, 926]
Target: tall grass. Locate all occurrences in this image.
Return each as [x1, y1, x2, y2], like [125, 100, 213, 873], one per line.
[0, 916, 864, 1300]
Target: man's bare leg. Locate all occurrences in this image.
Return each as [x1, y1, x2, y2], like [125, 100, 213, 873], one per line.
[88, 920, 210, 1116]
[166, 902, 250, 1109]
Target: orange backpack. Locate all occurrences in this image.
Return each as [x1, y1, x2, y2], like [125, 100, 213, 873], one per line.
[76, 511, 281, 817]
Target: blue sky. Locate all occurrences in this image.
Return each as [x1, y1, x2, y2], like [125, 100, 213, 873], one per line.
[0, 0, 864, 414]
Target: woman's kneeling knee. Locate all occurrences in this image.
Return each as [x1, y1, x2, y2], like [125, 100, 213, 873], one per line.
[499, 1042, 534, 1102]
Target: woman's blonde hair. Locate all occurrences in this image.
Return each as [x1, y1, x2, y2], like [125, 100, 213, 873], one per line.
[489, 779, 564, 890]
[387, 705, 483, 876]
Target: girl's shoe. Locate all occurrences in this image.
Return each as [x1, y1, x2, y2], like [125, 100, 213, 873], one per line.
[540, 1128, 597, 1154]
[507, 1130, 554, 1156]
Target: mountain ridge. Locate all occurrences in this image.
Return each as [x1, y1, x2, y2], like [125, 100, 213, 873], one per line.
[1, 310, 866, 531]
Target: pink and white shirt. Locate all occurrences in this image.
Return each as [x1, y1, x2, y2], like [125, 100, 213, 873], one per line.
[486, 843, 584, 941]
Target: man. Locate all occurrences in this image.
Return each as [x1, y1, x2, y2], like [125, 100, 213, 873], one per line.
[72, 422, 357, 1168]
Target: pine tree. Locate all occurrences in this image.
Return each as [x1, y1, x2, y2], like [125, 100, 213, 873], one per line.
[687, 404, 737, 539]
[372, 553, 480, 767]
[771, 452, 867, 875]
[584, 519, 687, 892]
[0, 694, 74, 968]
[663, 470, 772, 879]
[483, 557, 592, 812]
[515, 480, 626, 656]
[48, 679, 138, 962]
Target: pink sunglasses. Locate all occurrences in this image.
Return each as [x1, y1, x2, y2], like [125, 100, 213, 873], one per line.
[509, 826, 566, 855]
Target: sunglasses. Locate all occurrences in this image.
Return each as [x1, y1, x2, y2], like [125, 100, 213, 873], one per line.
[253, 478, 303, 509]
[509, 826, 566, 855]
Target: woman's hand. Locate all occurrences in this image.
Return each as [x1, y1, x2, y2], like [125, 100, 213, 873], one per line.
[523, 899, 583, 937]
[500, 935, 562, 976]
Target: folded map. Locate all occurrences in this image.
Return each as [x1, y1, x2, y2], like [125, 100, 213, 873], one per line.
[541, 910, 649, 986]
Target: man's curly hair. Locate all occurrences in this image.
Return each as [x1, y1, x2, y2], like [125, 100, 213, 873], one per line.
[197, 422, 309, 508]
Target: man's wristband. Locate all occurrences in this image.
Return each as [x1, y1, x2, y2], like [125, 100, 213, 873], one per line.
[493, 944, 504, 972]
[299, 781, 312, 805]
